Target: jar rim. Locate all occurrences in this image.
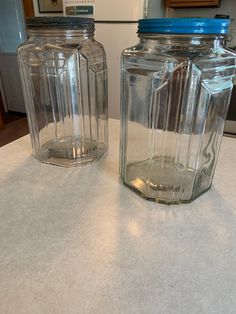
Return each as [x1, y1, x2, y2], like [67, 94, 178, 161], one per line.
[26, 17, 94, 31]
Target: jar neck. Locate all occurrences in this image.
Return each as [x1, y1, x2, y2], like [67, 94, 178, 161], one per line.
[138, 33, 225, 51]
[27, 28, 94, 40]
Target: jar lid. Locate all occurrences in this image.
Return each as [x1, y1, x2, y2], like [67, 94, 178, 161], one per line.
[26, 17, 94, 30]
[138, 18, 230, 34]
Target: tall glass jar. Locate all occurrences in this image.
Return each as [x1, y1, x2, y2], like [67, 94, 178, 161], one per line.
[18, 17, 108, 167]
[120, 18, 236, 204]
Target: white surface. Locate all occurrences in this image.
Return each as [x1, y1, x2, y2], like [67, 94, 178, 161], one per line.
[0, 119, 236, 313]
[42, 0, 164, 118]
[63, 0, 147, 118]
[94, 0, 145, 21]
[95, 23, 138, 118]
[63, 0, 145, 21]
[93, 0, 165, 118]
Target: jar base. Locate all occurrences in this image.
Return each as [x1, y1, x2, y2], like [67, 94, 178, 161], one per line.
[123, 180, 211, 205]
[36, 136, 107, 167]
[122, 159, 211, 204]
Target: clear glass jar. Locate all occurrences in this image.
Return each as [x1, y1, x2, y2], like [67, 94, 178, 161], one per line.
[18, 17, 108, 167]
[120, 18, 236, 204]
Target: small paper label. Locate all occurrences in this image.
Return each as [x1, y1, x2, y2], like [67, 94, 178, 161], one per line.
[65, 5, 94, 16]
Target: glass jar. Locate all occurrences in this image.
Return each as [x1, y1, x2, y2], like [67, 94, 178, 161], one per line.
[18, 17, 108, 167]
[120, 18, 236, 204]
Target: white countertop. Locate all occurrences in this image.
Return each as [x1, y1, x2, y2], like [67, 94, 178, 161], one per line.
[1, 119, 236, 314]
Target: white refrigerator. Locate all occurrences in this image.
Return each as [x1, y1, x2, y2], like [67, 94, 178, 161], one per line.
[63, 0, 164, 118]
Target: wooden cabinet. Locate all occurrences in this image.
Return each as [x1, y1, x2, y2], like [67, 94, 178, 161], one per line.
[166, 0, 220, 8]
[23, 0, 34, 17]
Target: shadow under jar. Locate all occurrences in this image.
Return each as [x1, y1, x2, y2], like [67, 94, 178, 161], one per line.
[120, 18, 236, 204]
[18, 17, 108, 167]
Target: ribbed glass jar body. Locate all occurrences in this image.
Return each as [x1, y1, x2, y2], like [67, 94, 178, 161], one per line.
[18, 18, 108, 167]
[120, 33, 236, 203]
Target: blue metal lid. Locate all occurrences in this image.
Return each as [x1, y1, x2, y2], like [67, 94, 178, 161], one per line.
[138, 18, 230, 34]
